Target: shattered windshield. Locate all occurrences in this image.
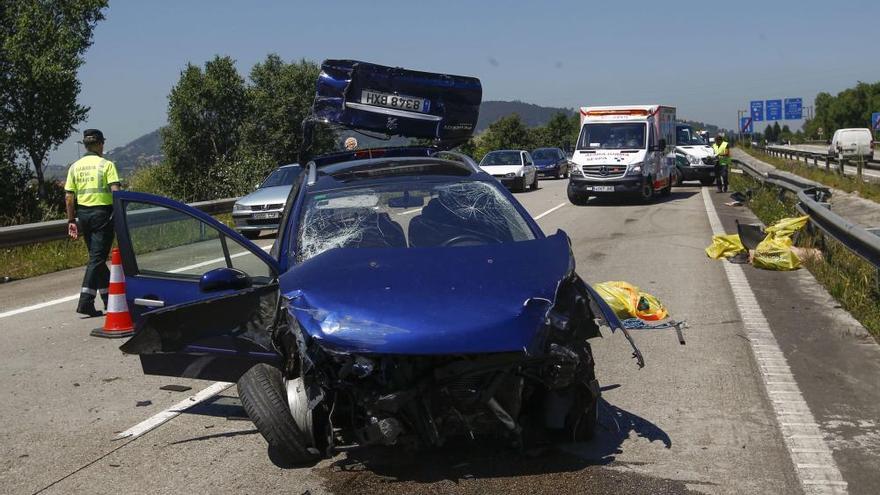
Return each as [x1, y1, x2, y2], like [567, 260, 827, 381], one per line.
[297, 179, 535, 262]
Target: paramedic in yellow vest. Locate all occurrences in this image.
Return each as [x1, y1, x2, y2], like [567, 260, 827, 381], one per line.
[65, 129, 122, 317]
[712, 133, 731, 193]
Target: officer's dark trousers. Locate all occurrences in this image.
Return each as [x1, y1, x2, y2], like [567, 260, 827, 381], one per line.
[715, 164, 729, 192]
[77, 206, 114, 312]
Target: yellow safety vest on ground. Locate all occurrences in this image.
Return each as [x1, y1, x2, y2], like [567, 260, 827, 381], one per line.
[64, 153, 120, 207]
[712, 141, 731, 166]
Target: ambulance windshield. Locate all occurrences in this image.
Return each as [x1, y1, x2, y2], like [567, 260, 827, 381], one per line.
[577, 123, 646, 150]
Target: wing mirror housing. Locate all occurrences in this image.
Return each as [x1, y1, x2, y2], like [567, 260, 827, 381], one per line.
[656, 138, 667, 151]
[199, 267, 252, 293]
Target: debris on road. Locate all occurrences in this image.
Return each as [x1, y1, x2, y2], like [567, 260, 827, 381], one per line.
[706, 234, 746, 260]
[593, 281, 668, 321]
[135, 400, 152, 407]
[160, 384, 192, 392]
[706, 216, 814, 271]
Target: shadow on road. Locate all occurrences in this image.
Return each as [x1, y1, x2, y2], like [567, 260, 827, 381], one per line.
[312, 398, 688, 494]
[580, 190, 699, 207]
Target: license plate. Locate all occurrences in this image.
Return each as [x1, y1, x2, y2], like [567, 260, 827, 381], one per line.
[361, 90, 430, 113]
[587, 186, 615, 192]
[709, 172, 715, 176]
[254, 212, 279, 220]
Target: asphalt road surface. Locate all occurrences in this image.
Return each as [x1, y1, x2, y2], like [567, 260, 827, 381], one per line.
[2, 177, 878, 494]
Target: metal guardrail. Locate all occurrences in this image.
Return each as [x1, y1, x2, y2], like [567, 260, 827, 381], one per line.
[734, 158, 880, 269]
[760, 144, 880, 172]
[0, 197, 238, 249]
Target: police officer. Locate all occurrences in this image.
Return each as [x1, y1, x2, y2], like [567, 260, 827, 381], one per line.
[712, 133, 731, 193]
[65, 129, 122, 316]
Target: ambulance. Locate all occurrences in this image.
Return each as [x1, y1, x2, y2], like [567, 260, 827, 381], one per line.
[567, 105, 676, 205]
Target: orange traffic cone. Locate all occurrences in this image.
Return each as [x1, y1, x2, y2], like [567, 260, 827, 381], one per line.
[91, 248, 134, 338]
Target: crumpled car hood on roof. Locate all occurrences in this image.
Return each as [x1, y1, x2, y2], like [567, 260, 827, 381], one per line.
[281, 233, 574, 355]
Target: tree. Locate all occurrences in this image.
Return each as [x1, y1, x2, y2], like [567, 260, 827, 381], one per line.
[0, 0, 107, 198]
[239, 55, 333, 166]
[162, 56, 249, 201]
[542, 112, 579, 150]
[475, 114, 532, 160]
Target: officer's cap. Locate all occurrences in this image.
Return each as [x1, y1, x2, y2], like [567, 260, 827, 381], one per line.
[82, 129, 105, 144]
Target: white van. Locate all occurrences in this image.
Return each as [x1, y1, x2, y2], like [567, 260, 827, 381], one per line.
[828, 128, 874, 161]
[567, 105, 676, 205]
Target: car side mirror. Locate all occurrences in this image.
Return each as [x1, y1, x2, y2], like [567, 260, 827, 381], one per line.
[657, 139, 667, 151]
[199, 267, 251, 293]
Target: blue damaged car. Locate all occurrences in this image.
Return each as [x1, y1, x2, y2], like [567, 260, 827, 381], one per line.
[114, 60, 641, 463]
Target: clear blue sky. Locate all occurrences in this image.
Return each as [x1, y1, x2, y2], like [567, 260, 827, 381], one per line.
[52, 0, 879, 164]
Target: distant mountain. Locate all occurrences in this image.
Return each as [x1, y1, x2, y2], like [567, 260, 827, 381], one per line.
[105, 128, 163, 174]
[477, 100, 574, 131]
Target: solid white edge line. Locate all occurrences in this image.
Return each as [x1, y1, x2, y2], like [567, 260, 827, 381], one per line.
[701, 188, 847, 494]
[0, 243, 272, 319]
[534, 202, 566, 220]
[115, 382, 233, 440]
[0, 295, 80, 319]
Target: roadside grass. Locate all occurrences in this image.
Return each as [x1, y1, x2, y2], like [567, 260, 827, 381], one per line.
[0, 214, 235, 282]
[730, 172, 880, 339]
[741, 147, 880, 203]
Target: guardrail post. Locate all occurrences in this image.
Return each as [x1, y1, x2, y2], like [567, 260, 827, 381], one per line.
[825, 154, 830, 170]
[813, 155, 818, 167]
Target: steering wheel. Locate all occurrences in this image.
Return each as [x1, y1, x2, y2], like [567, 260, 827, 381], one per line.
[440, 234, 497, 247]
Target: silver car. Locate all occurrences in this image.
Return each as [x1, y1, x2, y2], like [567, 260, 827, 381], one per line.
[232, 164, 302, 238]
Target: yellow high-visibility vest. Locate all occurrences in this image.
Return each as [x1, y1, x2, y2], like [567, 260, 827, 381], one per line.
[64, 153, 120, 206]
[712, 142, 731, 166]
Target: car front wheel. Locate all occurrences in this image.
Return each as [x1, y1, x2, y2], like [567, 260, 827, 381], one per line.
[237, 364, 320, 465]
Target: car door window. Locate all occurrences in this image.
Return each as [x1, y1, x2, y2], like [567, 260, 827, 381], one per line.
[123, 201, 273, 282]
[523, 153, 533, 166]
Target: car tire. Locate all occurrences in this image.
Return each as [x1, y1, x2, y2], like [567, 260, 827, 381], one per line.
[517, 177, 528, 192]
[639, 177, 654, 203]
[567, 188, 590, 206]
[237, 363, 319, 465]
[242, 231, 260, 240]
[700, 178, 715, 186]
[531, 173, 539, 190]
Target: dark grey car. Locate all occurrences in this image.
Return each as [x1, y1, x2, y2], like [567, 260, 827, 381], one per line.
[232, 164, 302, 238]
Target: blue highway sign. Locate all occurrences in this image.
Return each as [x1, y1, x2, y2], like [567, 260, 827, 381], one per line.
[750, 101, 764, 121]
[766, 99, 782, 121]
[784, 98, 803, 120]
[741, 117, 753, 134]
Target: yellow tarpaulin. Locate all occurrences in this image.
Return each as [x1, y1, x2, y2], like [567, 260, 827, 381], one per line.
[752, 216, 809, 271]
[706, 234, 746, 259]
[594, 281, 668, 321]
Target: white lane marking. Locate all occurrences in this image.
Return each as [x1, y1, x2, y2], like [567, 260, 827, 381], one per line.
[396, 207, 423, 216]
[0, 244, 272, 319]
[533, 202, 566, 220]
[116, 382, 233, 440]
[0, 295, 79, 319]
[702, 188, 847, 494]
